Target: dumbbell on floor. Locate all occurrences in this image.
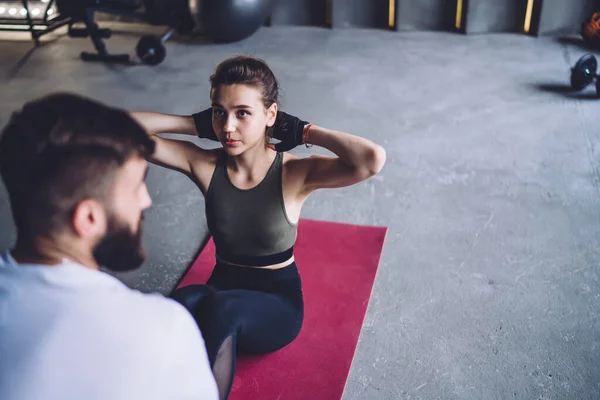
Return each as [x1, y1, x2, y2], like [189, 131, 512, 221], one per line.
[570, 53, 600, 97]
[136, 28, 174, 66]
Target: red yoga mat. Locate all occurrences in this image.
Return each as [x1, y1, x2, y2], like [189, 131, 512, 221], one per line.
[177, 219, 388, 400]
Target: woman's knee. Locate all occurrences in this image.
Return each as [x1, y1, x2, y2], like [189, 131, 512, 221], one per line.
[170, 284, 216, 315]
[237, 301, 304, 354]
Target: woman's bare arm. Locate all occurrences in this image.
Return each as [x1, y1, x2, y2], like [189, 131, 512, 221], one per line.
[129, 109, 218, 140]
[298, 125, 386, 193]
[129, 112, 197, 136]
[127, 111, 218, 176]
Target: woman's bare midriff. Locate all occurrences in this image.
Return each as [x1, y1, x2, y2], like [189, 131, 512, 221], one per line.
[215, 253, 295, 270]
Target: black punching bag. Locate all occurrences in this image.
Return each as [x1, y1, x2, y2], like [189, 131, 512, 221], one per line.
[200, 0, 268, 43]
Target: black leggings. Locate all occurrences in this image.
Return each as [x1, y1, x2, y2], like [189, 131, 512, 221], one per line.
[171, 262, 304, 400]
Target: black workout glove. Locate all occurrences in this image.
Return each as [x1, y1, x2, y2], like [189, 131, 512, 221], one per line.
[191, 108, 219, 141]
[271, 111, 310, 152]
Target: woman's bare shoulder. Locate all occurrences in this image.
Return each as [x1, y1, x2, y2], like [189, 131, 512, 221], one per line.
[281, 151, 321, 172]
[281, 152, 306, 172]
[280, 152, 313, 194]
[188, 147, 223, 193]
[190, 145, 222, 164]
[281, 151, 301, 162]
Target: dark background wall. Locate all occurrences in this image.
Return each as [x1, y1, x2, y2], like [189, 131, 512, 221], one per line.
[97, 0, 600, 37]
[270, 0, 329, 27]
[395, 0, 457, 31]
[266, 0, 600, 36]
[534, 0, 597, 35]
[331, 0, 390, 29]
[393, 0, 600, 35]
[462, 0, 528, 34]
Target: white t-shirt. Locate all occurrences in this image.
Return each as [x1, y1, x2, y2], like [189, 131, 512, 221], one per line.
[0, 251, 219, 400]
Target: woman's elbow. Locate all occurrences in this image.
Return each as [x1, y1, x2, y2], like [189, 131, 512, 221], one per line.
[366, 144, 386, 176]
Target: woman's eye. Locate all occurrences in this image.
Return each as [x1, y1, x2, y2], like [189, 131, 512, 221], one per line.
[238, 110, 249, 117]
[214, 109, 225, 117]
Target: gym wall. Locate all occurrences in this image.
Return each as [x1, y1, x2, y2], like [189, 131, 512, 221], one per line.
[270, 0, 329, 26]
[331, 0, 390, 29]
[533, 0, 597, 35]
[394, 1, 457, 32]
[82, 0, 600, 37]
[461, 0, 528, 34]
[262, 0, 598, 36]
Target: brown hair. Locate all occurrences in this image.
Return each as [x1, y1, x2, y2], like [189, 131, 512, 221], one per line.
[209, 55, 280, 141]
[0, 92, 155, 241]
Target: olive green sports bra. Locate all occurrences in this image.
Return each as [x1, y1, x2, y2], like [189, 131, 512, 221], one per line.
[205, 151, 298, 266]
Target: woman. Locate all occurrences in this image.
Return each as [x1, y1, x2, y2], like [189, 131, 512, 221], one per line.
[130, 55, 386, 400]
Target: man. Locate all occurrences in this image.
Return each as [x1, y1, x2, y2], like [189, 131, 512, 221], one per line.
[0, 93, 219, 400]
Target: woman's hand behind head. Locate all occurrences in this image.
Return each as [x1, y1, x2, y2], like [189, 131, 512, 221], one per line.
[270, 111, 310, 152]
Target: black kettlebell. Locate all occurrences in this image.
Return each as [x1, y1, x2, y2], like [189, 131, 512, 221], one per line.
[570, 53, 600, 97]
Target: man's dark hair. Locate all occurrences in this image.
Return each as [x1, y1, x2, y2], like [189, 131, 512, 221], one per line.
[0, 92, 155, 241]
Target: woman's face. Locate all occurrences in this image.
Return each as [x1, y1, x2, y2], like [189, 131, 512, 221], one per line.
[210, 84, 277, 155]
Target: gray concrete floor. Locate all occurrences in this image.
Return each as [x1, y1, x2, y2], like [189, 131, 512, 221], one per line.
[1, 22, 599, 400]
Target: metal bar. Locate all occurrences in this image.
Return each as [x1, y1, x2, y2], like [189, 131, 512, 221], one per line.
[21, 0, 40, 45]
[0, 0, 68, 36]
[92, 7, 146, 20]
[0, 19, 42, 25]
[0, 15, 70, 36]
[0, 24, 44, 31]
[523, 0, 534, 33]
[44, 0, 56, 23]
[0, 19, 53, 26]
[0, 18, 63, 25]
[33, 17, 70, 37]
[0, 22, 61, 30]
[456, 0, 464, 30]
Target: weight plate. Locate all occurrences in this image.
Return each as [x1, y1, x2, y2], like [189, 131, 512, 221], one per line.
[136, 35, 166, 66]
[571, 53, 597, 90]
